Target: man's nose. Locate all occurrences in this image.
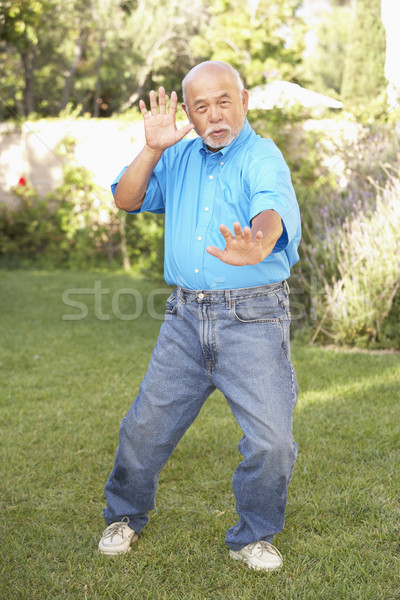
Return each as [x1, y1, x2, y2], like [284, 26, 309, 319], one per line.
[209, 105, 222, 122]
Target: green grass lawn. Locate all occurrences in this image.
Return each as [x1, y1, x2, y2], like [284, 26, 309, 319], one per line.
[1, 270, 399, 600]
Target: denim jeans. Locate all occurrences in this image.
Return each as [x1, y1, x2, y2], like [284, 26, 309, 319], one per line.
[103, 281, 298, 551]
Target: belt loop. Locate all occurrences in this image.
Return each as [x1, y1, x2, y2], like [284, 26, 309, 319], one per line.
[284, 280, 290, 294]
[225, 289, 232, 310]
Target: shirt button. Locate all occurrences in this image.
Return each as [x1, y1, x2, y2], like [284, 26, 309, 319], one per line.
[194, 268, 199, 273]
[209, 175, 214, 180]
[220, 161, 224, 165]
[197, 236, 202, 241]
[204, 206, 209, 211]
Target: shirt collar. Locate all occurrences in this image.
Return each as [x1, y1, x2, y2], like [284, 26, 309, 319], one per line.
[199, 119, 253, 158]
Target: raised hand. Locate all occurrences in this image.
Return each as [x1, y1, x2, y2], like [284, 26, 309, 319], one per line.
[206, 222, 269, 266]
[139, 87, 194, 152]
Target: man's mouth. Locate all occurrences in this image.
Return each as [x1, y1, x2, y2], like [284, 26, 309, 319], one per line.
[210, 129, 229, 137]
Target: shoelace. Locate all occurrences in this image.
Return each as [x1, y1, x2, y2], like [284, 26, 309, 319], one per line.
[103, 517, 130, 540]
[248, 541, 283, 560]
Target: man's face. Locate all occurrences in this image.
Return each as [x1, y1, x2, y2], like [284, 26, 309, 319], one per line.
[182, 67, 249, 152]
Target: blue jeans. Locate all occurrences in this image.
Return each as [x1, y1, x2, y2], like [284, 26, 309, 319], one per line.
[103, 281, 298, 551]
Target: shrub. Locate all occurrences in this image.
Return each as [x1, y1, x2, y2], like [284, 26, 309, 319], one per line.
[0, 184, 65, 268]
[309, 166, 400, 347]
[0, 159, 164, 275]
[293, 117, 400, 347]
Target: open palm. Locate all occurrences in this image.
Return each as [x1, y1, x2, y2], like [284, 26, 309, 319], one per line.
[139, 87, 194, 151]
[206, 222, 266, 266]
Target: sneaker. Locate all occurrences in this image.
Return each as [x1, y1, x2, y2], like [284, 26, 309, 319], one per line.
[98, 517, 138, 556]
[229, 541, 283, 571]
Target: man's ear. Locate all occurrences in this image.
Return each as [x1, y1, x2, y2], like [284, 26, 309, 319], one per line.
[242, 89, 249, 114]
[182, 103, 192, 121]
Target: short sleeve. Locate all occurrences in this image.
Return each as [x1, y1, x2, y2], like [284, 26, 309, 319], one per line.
[111, 167, 127, 197]
[249, 154, 299, 252]
[110, 163, 166, 215]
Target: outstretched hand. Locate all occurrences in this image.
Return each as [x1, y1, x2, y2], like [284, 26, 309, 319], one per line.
[206, 222, 268, 266]
[139, 87, 194, 152]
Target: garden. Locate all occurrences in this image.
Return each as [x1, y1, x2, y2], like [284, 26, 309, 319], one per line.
[1, 0, 400, 598]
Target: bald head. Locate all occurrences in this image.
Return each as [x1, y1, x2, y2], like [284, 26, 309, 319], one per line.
[181, 60, 249, 151]
[182, 61, 244, 106]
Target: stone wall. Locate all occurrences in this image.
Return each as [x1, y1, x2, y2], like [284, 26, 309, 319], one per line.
[0, 118, 146, 205]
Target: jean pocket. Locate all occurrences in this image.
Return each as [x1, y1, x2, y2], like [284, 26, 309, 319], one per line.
[232, 295, 282, 324]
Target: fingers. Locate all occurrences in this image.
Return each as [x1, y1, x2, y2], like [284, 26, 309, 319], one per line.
[139, 98, 148, 118]
[208, 222, 264, 265]
[219, 223, 233, 241]
[220, 222, 253, 241]
[169, 90, 177, 115]
[232, 222, 252, 240]
[149, 89, 159, 115]
[158, 87, 167, 114]
[140, 87, 176, 118]
[175, 121, 195, 141]
[232, 222, 242, 237]
[206, 245, 223, 259]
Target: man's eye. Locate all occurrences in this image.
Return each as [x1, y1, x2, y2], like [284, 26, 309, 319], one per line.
[196, 106, 206, 112]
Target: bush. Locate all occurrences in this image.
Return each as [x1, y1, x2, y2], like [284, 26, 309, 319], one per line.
[0, 159, 164, 275]
[306, 166, 400, 347]
[0, 184, 65, 268]
[292, 116, 400, 348]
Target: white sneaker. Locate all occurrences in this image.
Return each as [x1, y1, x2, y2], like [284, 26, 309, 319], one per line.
[229, 541, 283, 571]
[98, 517, 138, 556]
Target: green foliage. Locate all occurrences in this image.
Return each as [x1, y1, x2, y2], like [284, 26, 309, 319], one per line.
[190, 0, 305, 88]
[123, 211, 165, 278]
[324, 180, 399, 346]
[0, 0, 45, 48]
[0, 180, 108, 269]
[341, 0, 387, 109]
[290, 115, 399, 335]
[0, 0, 308, 119]
[300, 4, 352, 96]
[0, 184, 63, 268]
[300, 151, 400, 348]
[0, 0, 65, 115]
[0, 144, 164, 274]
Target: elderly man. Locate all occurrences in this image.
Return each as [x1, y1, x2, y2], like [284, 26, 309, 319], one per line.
[99, 61, 301, 572]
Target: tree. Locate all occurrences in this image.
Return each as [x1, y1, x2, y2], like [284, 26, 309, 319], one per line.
[0, 0, 129, 117]
[299, 4, 351, 96]
[0, 0, 48, 115]
[341, 0, 386, 106]
[190, 0, 305, 88]
[0, 0, 306, 118]
[116, 0, 208, 110]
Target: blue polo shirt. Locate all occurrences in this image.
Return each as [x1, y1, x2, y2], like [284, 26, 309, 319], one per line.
[111, 119, 301, 290]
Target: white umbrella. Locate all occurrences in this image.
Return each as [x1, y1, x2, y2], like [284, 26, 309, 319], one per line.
[248, 81, 343, 110]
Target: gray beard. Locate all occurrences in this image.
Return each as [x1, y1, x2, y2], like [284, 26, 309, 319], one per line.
[203, 131, 236, 149]
[202, 126, 240, 150]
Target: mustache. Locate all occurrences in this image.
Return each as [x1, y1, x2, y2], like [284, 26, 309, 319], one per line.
[203, 125, 232, 138]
